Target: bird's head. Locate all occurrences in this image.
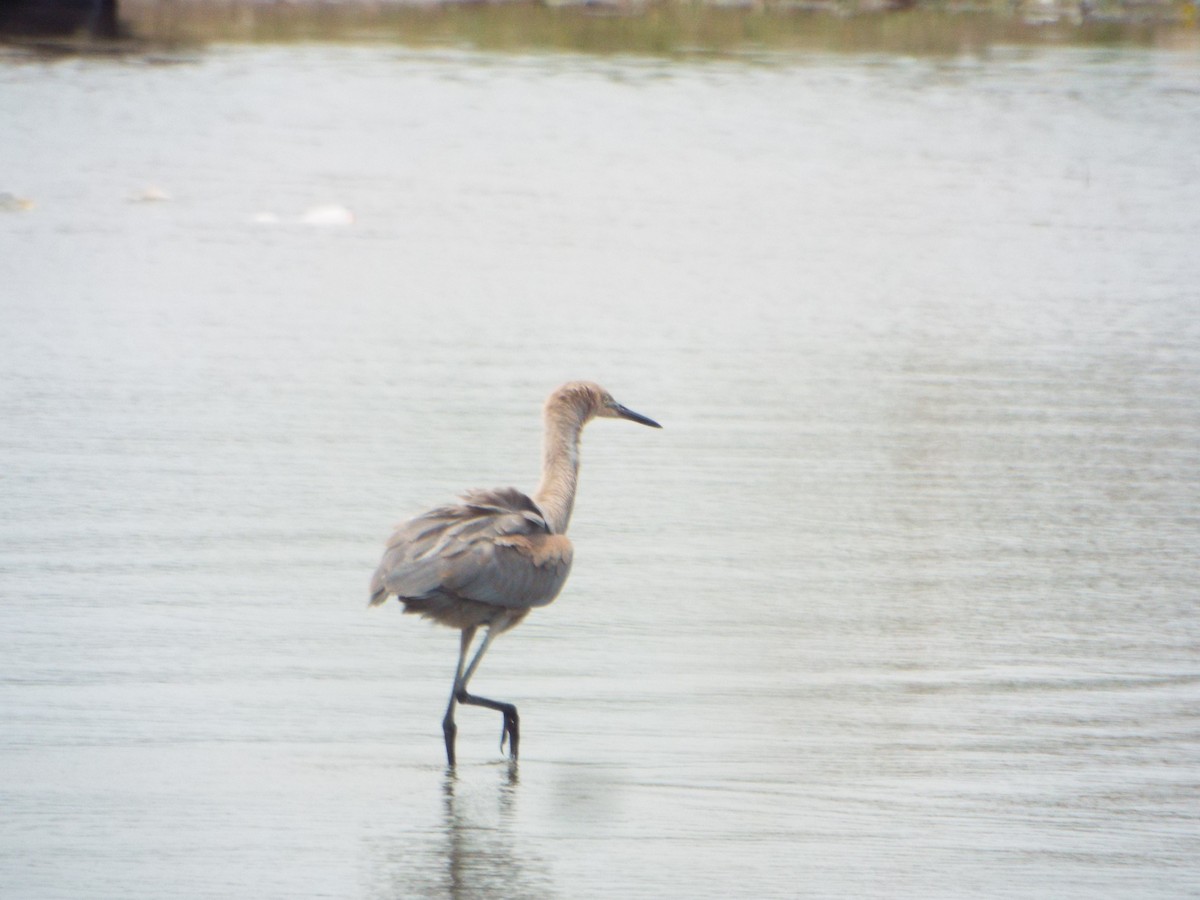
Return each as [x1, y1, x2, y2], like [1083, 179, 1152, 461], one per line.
[550, 381, 662, 429]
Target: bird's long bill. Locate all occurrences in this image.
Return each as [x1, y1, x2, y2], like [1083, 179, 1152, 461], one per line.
[614, 403, 662, 429]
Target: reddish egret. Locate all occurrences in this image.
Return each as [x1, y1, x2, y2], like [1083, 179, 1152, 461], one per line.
[369, 381, 661, 766]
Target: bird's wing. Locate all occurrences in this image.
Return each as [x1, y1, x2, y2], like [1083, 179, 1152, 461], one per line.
[369, 487, 574, 611]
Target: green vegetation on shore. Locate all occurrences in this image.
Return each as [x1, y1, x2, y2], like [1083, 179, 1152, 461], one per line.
[28, 0, 1200, 55]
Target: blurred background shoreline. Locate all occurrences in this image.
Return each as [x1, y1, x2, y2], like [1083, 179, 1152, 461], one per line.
[1, 0, 1197, 55]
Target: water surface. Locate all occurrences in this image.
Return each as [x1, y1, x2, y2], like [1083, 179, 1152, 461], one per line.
[1, 44, 1199, 899]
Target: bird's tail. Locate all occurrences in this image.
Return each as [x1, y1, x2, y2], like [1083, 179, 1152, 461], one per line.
[367, 570, 390, 608]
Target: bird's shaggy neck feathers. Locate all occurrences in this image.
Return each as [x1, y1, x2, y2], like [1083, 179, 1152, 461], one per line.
[532, 387, 598, 535]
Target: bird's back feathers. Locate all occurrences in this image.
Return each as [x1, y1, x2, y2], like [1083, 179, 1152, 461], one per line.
[369, 487, 574, 628]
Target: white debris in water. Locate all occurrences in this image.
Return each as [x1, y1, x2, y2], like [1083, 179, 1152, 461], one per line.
[249, 205, 356, 227]
[298, 204, 355, 226]
[130, 186, 172, 203]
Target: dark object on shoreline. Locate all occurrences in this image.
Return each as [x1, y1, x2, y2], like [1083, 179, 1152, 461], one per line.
[0, 0, 120, 39]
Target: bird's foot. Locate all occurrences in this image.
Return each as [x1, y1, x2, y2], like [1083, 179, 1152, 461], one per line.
[500, 710, 520, 760]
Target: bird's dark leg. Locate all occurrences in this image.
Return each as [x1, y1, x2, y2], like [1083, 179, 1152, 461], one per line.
[443, 626, 477, 769]
[456, 626, 520, 760]
[457, 691, 519, 760]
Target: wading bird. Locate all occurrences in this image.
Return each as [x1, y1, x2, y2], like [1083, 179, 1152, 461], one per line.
[369, 381, 661, 767]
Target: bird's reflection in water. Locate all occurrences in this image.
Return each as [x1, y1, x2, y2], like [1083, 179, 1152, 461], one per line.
[444, 762, 521, 899]
[376, 761, 554, 900]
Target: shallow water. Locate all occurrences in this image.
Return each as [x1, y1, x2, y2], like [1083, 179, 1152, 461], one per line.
[2, 43, 1199, 899]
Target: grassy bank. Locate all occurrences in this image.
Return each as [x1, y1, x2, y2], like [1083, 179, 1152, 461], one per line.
[25, 0, 1200, 55]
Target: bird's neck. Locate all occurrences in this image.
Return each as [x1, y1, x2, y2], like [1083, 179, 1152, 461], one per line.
[533, 407, 585, 535]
